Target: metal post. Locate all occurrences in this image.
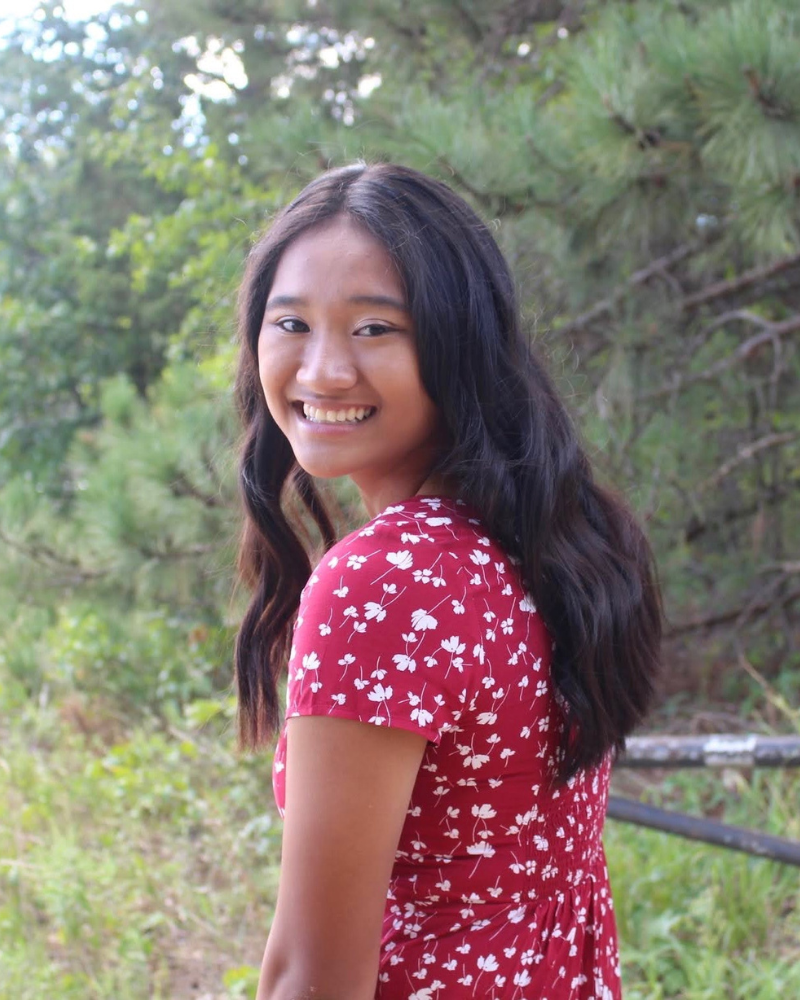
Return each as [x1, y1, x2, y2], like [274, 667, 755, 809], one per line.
[616, 734, 800, 769]
[607, 796, 800, 867]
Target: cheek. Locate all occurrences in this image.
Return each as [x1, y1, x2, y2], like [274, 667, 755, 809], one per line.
[382, 357, 441, 440]
[257, 342, 287, 413]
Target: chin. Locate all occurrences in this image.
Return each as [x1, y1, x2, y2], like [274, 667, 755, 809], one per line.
[293, 457, 353, 480]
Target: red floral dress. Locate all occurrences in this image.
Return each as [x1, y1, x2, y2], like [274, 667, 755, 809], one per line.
[272, 495, 621, 1000]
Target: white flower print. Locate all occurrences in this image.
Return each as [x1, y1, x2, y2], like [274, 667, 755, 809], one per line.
[364, 601, 386, 622]
[465, 753, 490, 769]
[441, 636, 465, 654]
[272, 498, 622, 1000]
[411, 609, 438, 631]
[411, 706, 434, 728]
[367, 683, 393, 702]
[386, 550, 413, 570]
[472, 803, 497, 819]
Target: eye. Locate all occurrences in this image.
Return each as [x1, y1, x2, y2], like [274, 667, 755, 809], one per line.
[356, 323, 393, 338]
[276, 317, 308, 333]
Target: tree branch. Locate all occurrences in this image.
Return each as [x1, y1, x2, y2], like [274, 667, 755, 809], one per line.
[554, 242, 701, 336]
[640, 313, 800, 401]
[169, 471, 226, 508]
[683, 483, 797, 543]
[0, 525, 107, 582]
[665, 584, 800, 636]
[681, 251, 800, 312]
[697, 431, 799, 492]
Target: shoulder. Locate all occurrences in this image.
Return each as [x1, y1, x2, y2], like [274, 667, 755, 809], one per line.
[303, 496, 487, 598]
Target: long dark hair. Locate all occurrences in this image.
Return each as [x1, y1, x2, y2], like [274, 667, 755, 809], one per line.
[234, 161, 662, 779]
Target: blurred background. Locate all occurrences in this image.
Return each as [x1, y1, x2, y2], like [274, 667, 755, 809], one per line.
[0, 0, 798, 997]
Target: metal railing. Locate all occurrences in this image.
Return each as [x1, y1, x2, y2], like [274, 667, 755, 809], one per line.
[609, 735, 800, 867]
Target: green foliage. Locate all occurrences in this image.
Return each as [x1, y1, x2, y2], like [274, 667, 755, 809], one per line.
[1, 700, 798, 998]
[0, 706, 278, 1000]
[607, 767, 800, 999]
[42, 607, 228, 714]
[1, 0, 800, 993]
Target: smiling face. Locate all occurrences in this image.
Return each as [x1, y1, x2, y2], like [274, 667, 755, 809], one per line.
[257, 215, 450, 515]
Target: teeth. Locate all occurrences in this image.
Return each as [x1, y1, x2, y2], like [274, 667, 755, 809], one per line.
[302, 403, 374, 424]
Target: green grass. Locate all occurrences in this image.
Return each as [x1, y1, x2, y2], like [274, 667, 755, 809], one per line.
[0, 699, 275, 1000]
[1, 697, 798, 999]
[606, 767, 800, 999]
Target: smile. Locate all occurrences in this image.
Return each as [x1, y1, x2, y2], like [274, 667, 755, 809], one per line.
[299, 403, 377, 425]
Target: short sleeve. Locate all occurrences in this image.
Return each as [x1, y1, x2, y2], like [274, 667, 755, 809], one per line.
[285, 516, 484, 743]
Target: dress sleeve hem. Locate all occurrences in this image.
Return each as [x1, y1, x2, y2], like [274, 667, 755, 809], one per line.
[285, 704, 441, 744]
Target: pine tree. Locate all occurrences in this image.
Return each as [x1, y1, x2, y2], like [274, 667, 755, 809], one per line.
[1, 0, 798, 711]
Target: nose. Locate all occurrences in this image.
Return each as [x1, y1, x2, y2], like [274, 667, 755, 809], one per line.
[296, 329, 358, 393]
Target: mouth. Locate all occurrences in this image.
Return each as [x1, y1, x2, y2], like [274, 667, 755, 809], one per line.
[293, 402, 378, 426]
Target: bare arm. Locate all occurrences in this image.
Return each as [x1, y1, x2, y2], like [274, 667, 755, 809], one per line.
[257, 715, 429, 1000]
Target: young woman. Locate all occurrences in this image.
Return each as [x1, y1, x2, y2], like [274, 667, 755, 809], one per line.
[234, 162, 662, 1000]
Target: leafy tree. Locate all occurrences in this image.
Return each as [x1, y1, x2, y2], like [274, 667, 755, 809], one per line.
[1, 0, 798, 714]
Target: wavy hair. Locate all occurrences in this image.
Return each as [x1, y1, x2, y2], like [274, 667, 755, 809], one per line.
[234, 161, 662, 779]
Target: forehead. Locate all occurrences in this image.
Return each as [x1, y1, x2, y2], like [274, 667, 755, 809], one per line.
[270, 216, 405, 299]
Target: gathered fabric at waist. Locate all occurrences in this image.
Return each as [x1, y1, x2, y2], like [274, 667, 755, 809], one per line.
[378, 861, 620, 1000]
[389, 836, 606, 910]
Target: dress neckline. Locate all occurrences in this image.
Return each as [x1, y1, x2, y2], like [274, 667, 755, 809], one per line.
[370, 493, 481, 522]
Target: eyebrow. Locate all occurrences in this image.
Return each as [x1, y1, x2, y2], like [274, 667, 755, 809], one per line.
[265, 294, 409, 312]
